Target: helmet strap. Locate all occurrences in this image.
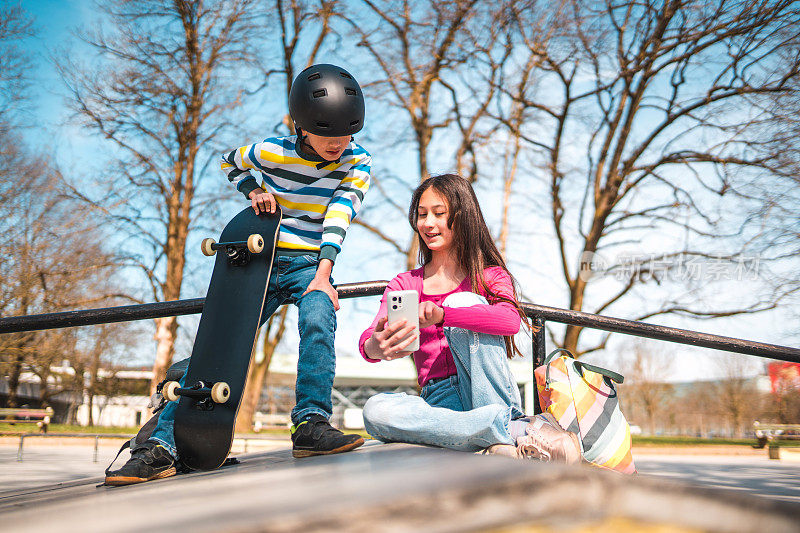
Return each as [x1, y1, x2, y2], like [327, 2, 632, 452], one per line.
[295, 126, 313, 154]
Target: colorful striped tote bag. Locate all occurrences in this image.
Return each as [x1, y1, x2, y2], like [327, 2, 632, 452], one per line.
[534, 349, 636, 474]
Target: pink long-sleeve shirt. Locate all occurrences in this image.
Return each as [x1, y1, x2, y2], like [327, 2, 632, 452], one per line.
[358, 266, 521, 387]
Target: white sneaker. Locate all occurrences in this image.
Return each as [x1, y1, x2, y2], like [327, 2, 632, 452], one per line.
[478, 444, 520, 458]
[515, 413, 582, 464]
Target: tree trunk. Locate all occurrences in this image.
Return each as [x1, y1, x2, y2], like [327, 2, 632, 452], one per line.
[88, 345, 100, 427]
[405, 124, 431, 270]
[87, 389, 95, 427]
[6, 350, 24, 409]
[499, 133, 521, 257]
[150, 316, 178, 394]
[234, 350, 271, 434]
[235, 306, 289, 433]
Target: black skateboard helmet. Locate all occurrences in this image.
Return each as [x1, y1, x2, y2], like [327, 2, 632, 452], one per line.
[289, 64, 365, 137]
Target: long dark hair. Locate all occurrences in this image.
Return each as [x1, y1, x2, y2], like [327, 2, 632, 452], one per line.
[408, 174, 534, 358]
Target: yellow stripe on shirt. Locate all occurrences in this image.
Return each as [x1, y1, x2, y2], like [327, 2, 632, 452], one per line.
[274, 195, 327, 214]
[258, 150, 348, 171]
[276, 240, 320, 251]
[324, 210, 352, 223]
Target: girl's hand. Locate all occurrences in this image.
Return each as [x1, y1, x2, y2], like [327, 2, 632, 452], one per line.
[365, 317, 417, 361]
[249, 189, 277, 214]
[418, 301, 444, 329]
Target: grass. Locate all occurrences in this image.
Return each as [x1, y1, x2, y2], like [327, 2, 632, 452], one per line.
[3, 423, 795, 447]
[0, 422, 139, 435]
[0, 422, 371, 439]
[632, 435, 800, 447]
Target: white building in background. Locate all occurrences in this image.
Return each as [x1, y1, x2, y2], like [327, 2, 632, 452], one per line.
[0, 362, 154, 427]
[75, 395, 151, 428]
[3, 352, 538, 430]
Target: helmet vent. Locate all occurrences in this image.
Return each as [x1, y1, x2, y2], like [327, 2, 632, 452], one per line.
[350, 120, 360, 126]
[345, 88, 357, 96]
[316, 121, 331, 129]
[339, 71, 352, 79]
[308, 73, 321, 81]
[312, 89, 327, 98]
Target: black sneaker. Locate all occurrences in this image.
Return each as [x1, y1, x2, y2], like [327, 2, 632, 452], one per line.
[291, 414, 364, 458]
[105, 441, 177, 486]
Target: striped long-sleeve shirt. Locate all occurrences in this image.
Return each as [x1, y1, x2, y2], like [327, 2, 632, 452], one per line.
[221, 136, 371, 262]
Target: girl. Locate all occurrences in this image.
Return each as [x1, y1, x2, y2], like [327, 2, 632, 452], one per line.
[359, 174, 581, 462]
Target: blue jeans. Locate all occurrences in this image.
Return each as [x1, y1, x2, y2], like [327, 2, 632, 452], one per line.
[362, 292, 524, 452]
[150, 253, 336, 458]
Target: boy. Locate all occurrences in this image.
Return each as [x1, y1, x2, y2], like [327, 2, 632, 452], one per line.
[106, 64, 371, 485]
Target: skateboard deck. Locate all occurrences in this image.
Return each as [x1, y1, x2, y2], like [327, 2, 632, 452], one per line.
[168, 206, 281, 470]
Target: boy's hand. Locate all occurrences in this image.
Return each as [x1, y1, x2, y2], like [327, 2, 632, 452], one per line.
[303, 276, 340, 311]
[418, 301, 444, 329]
[302, 258, 339, 310]
[365, 317, 416, 361]
[248, 189, 277, 215]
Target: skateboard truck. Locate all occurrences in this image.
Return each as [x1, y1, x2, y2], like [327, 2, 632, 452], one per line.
[163, 380, 231, 410]
[201, 234, 264, 266]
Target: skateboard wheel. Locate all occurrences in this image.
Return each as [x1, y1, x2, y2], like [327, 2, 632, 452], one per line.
[211, 382, 230, 403]
[163, 381, 181, 402]
[247, 234, 264, 254]
[201, 238, 217, 256]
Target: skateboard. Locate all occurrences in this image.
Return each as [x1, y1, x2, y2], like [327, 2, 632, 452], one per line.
[162, 206, 281, 470]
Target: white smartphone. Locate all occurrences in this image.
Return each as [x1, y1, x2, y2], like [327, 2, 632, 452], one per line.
[386, 290, 420, 352]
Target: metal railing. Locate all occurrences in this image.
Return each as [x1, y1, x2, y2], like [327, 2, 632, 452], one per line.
[1, 280, 798, 416]
[14, 433, 132, 462]
[0, 282, 388, 333]
[10, 432, 288, 462]
[0, 280, 796, 361]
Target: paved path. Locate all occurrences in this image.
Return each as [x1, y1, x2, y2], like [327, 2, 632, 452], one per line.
[1, 443, 797, 532]
[0, 437, 291, 493]
[3, 443, 798, 504]
[636, 453, 800, 504]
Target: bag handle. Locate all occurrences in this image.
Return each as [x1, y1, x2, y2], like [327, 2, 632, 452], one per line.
[543, 348, 574, 389]
[544, 348, 573, 365]
[543, 348, 625, 385]
[574, 360, 624, 384]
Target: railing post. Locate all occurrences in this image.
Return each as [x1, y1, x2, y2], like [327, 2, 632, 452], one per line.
[532, 316, 546, 415]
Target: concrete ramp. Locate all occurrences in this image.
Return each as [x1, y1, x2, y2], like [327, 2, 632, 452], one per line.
[1, 441, 798, 532]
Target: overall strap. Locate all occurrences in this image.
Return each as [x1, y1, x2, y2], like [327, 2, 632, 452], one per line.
[104, 439, 132, 476]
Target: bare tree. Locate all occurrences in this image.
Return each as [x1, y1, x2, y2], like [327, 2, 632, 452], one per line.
[618, 341, 673, 435]
[743, 35, 800, 314]
[343, 0, 500, 268]
[712, 354, 758, 438]
[236, 307, 289, 432]
[0, 6, 128, 409]
[0, 2, 33, 131]
[0, 170, 125, 409]
[60, 0, 264, 392]
[492, 0, 800, 354]
[491, 0, 568, 256]
[271, 0, 338, 133]
[64, 323, 136, 426]
[0, 1, 36, 226]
